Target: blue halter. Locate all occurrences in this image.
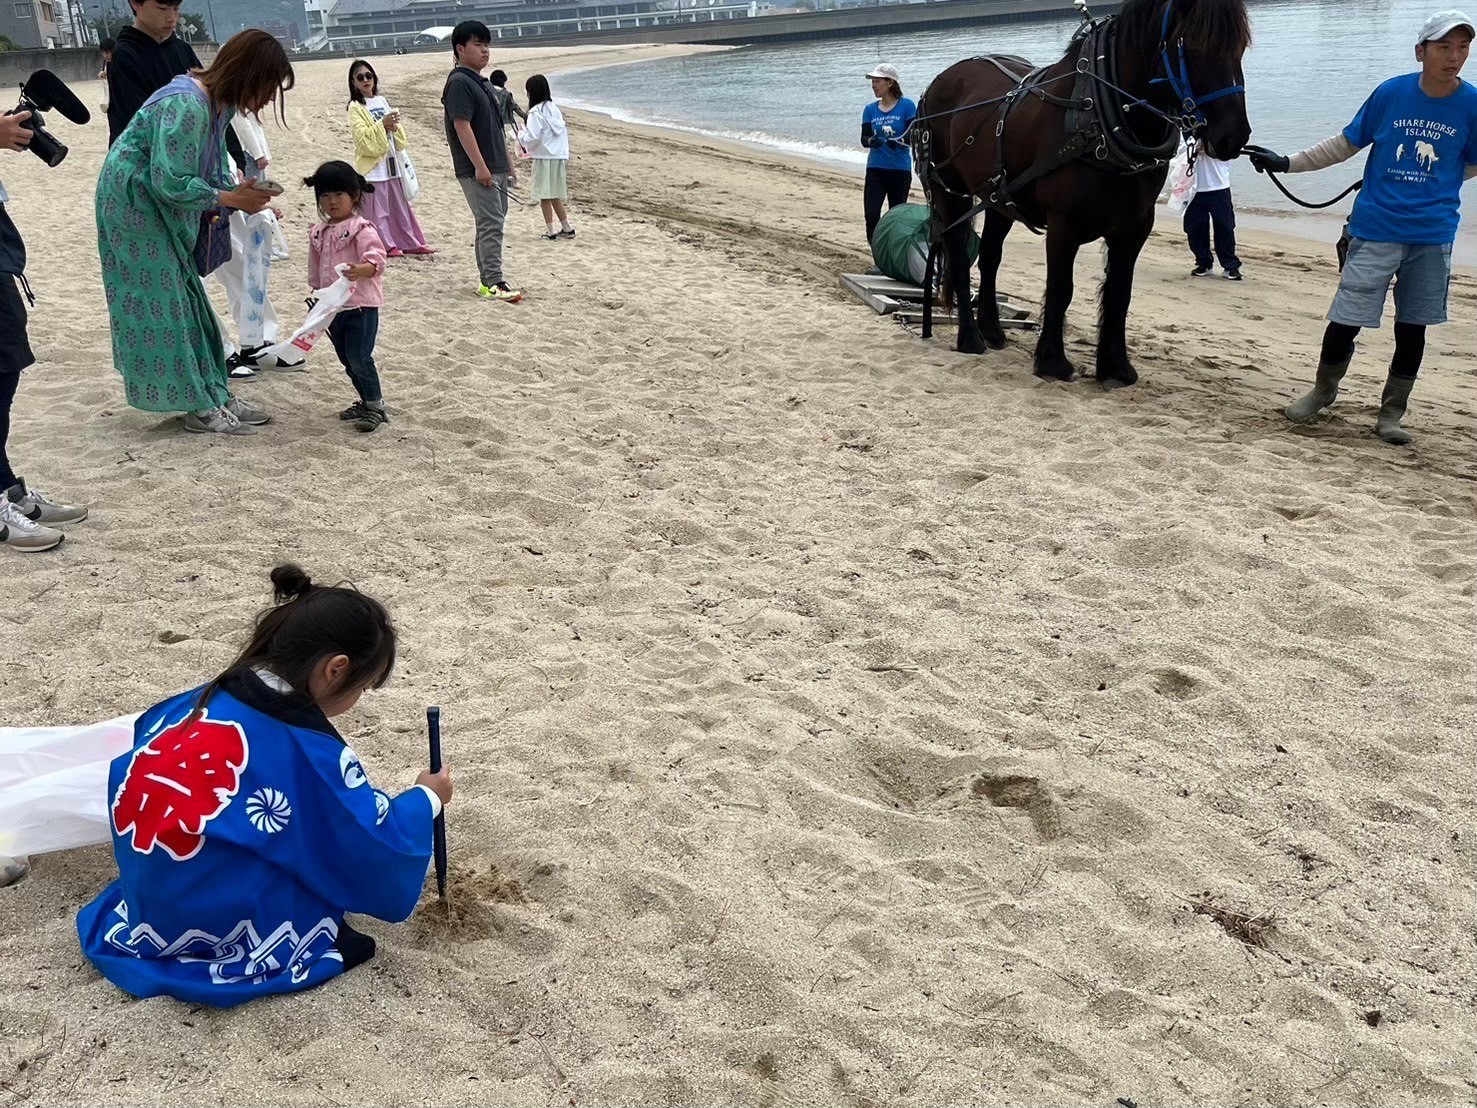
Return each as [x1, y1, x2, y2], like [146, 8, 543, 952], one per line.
[1150, 0, 1245, 130]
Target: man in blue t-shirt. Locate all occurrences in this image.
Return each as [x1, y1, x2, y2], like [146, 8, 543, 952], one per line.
[861, 64, 917, 242]
[1246, 10, 1477, 445]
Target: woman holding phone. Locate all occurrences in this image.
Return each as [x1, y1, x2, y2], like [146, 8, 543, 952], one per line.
[348, 60, 432, 257]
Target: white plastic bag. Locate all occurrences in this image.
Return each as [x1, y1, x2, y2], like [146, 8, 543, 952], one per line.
[256, 264, 355, 368]
[263, 208, 290, 262]
[1165, 145, 1199, 215]
[398, 149, 421, 203]
[0, 714, 140, 857]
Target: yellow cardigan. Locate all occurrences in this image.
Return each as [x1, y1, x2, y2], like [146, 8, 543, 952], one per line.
[349, 101, 409, 176]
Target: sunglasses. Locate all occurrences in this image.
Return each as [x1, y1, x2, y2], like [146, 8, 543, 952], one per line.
[354, 73, 375, 82]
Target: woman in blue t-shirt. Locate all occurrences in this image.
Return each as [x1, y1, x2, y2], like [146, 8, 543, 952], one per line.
[861, 64, 917, 242]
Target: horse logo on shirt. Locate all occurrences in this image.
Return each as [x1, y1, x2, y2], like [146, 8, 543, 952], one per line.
[1415, 140, 1440, 171]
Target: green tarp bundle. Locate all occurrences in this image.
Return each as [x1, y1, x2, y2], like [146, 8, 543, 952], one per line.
[869, 203, 979, 286]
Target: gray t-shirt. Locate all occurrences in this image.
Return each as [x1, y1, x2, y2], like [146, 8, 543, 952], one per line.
[442, 67, 508, 178]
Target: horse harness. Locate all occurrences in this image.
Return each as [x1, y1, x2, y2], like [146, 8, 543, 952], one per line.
[916, 1, 1244, 236]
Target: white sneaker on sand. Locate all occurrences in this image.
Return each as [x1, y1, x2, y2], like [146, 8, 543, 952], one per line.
[3, 478, 87, 524]
[0, 496, 63, 552]
[183, 406, 257, 436]
[226, 395, 271, 426]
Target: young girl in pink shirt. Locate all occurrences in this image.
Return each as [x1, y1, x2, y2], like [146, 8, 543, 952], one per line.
[304, 161, 390, 433]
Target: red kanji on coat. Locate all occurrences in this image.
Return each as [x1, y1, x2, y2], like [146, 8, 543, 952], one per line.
[112, 712, 250, 861]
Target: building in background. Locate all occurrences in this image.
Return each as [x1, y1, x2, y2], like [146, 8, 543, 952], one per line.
[301, 0, 757, 52]
[0, 0, 61, 47]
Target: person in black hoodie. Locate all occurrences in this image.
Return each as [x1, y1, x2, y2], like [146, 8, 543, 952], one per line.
[107, 0, 201, 145]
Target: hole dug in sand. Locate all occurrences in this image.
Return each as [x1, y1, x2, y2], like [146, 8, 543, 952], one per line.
[971, 772, 1062, 841]
[409, 855, 529, 943]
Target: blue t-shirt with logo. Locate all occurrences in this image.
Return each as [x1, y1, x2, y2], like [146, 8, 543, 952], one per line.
[1343, 73, 1477, 244]
[862, 98, 917, 173]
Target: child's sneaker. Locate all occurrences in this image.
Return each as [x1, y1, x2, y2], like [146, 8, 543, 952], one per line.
[354, 406, 389, 433]
[4, 479, 87, 524]
[339, 401, 369, 421]
[1, 496, 64, 552]
[557, 228, 576, 240]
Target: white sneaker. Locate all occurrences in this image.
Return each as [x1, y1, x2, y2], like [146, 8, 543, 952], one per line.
[0, 496, 64, 552]
[226, 395, 271, 426]
[3, 478, 87, 524]
[183, 406, 257, 435]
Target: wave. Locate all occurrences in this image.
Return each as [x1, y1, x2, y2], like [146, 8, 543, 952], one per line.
[563, 96, 868, 170]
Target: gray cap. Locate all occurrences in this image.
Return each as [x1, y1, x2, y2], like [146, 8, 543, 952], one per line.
[1418, 9, 1476, 44]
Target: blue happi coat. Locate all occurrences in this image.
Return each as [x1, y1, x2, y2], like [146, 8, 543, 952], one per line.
[77, 669, 435, 1006]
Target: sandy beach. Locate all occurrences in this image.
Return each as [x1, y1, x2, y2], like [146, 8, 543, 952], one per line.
[0, 43, 1474, 1107]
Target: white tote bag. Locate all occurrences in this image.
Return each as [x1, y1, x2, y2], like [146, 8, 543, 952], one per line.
[398, 148, 421, 203]
[0, 714, 140, 857]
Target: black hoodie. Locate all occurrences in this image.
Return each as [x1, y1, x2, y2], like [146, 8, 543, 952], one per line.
[106, 26, 202, 145]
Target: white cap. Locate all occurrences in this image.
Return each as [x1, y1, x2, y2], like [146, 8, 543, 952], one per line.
[866, 63, 900, 82]
[1418, 9, 1475, 44]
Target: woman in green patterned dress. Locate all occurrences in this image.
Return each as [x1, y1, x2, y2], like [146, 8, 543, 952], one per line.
[96, 30, 293, 436]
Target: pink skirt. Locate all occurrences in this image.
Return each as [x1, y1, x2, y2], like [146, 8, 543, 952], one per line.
[360, 175, 429, 253]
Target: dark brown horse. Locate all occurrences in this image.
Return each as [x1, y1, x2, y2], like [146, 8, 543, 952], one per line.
[913, 0, 1252, 386]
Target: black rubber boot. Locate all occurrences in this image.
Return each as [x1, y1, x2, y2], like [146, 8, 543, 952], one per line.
[1375, 374, 1416, 445]
[1285, 356, 1351, 423]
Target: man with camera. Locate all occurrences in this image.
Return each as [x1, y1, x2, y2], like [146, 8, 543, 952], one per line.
[0, 112, 87, 555]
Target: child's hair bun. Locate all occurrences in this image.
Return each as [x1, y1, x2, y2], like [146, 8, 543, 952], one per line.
[270, 564, 316, 602]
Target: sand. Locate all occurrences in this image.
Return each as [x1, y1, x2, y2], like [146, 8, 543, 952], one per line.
[0, 43, 1474, 1108]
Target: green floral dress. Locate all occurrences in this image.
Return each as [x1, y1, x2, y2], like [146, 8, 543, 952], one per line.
[96, 82, 233, 414]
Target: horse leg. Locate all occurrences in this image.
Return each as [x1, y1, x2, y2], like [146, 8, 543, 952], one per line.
[974, 209, 1013, 350]
[1096, 221, 1152, 389]
[1034, 226, 1081, 381]
[945, 215, 986, 355]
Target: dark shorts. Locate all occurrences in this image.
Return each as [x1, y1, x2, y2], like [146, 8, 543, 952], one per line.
[0, 274, 35, 377]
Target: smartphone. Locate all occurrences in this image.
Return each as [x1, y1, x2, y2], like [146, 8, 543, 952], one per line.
[251, 179, 284, 195]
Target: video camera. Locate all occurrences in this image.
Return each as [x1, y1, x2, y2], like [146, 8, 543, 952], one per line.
[5, 70, 90, 168]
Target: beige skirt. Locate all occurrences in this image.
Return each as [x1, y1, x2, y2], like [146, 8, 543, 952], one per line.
[531, 158, 568, 201]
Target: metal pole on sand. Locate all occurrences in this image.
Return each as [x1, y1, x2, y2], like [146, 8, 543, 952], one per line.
[426, 706, 449, 908]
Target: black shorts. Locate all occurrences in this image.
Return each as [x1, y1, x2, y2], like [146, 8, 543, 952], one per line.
[0, 275, 35, 377]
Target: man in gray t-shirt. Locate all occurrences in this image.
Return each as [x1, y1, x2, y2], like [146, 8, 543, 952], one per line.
[442, 21, 522, 302]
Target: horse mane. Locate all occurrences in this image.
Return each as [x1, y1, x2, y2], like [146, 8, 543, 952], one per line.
[1115, 0, 1252, 63]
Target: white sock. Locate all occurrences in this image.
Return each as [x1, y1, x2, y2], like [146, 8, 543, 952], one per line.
[547, 222, 559, 235]
[560, 219, 574, 231]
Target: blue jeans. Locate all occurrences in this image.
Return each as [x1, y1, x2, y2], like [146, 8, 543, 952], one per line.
[327, 307, 381, 404]
[1329, 238, 1453, 328]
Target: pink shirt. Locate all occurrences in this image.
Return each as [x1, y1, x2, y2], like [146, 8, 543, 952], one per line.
[307, 214, 386, 309]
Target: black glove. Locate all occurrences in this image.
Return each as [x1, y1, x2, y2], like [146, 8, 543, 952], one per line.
[1243, 145, 1290, 174]
[866, 135, 886, 149]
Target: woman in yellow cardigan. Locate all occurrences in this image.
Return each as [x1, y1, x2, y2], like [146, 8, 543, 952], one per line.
[348, 60, 432, 256]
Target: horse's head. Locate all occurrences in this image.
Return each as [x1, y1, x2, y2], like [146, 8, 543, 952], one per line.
[1125, 0, 1253, 158]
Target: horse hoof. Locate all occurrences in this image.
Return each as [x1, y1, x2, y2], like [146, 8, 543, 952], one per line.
[957, 335, 989, 355]
[981, 329, 1007, 350]
[1099, 375, 1137, 391]
[1033, 363, 1075, 382]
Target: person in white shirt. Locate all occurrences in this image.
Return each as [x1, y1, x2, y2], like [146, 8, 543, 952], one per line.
[517, 74, 574, 240]
[1184, 153, 1243, 280]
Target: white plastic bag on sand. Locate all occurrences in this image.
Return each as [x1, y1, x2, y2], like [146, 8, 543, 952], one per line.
[0, 713, 139, 857]
[1165, 145, 1198, 215]
[256, 264, 354, 369]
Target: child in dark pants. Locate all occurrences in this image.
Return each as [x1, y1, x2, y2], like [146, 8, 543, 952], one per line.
[304, 161, 389, 433]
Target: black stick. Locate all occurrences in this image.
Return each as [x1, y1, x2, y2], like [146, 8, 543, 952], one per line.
[427, 706, 448, 901]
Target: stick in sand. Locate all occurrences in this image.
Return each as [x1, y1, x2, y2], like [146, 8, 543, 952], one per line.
[427, 706, 449, 906]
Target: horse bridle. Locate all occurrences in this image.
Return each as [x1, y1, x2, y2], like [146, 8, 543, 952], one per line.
[1147, 0, 1246, 135]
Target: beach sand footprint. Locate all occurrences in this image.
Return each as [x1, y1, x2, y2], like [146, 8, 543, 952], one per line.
[971, 772, 1062, 841]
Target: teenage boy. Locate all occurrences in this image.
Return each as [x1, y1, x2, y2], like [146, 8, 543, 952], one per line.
[1246, 10, 1477, 445]
[442, 21, 523, 303]
[106, 0, 201, 145]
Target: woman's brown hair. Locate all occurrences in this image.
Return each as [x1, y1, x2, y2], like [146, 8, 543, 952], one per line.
[195, 28, 295, 124]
